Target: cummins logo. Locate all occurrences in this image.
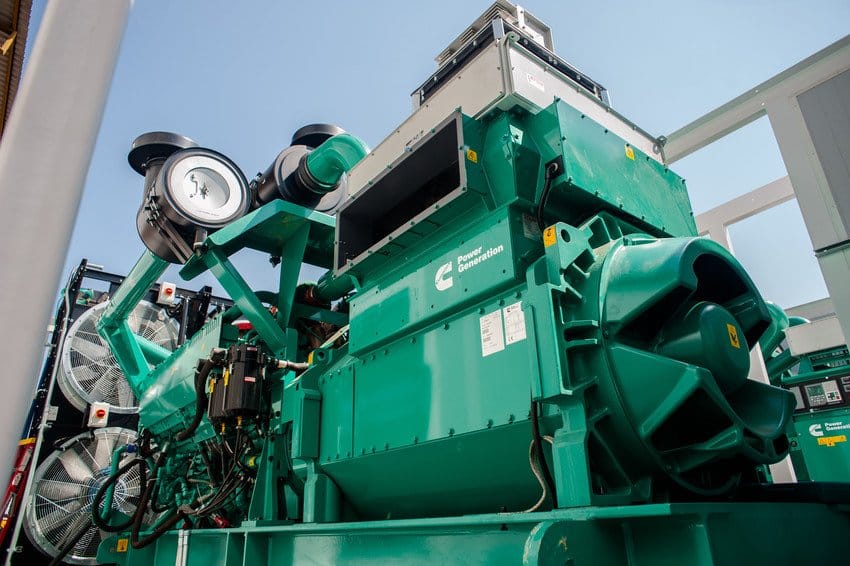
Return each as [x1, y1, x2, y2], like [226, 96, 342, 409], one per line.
[435, 244, 506, 291]
[809, 424, 824, 437]
[435, 262, 453, 291]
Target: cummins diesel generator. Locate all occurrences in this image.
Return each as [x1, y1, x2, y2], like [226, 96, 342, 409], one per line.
[46, 3, 849, 565]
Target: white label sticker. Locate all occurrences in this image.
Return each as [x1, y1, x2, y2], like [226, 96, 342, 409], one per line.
[45, 404, 59, 422]
[503, 301, 527, 345]
[480, 310, 505, 357]
[526, 73, 545, 92]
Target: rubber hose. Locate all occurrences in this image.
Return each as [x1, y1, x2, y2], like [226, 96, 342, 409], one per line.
[92, 458, 148, 532]
[130, 476, 186, 550]
[175, 358, 216, 442]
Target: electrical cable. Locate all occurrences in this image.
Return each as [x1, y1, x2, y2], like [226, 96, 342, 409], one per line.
[523, 436, 554, 513]
[530, 400, 557, 501]
[535, 161, 561, 230]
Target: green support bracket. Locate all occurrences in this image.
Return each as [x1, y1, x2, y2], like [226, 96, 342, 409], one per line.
[137, 336, 172, 365]
[278, 224, 310, 327]
[97, 249, 168, 393]
[202, 248, 289, 355]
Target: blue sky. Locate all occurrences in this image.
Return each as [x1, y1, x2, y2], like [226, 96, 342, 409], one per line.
[26, 1, 850, 308]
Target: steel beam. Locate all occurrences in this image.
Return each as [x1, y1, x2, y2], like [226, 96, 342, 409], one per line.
[695, 176, 795, 253]
[664, 36, 850, 164]
[0, 0, 130, 472]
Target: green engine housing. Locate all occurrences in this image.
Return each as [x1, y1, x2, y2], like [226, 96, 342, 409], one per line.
[281, 100, 793, 521]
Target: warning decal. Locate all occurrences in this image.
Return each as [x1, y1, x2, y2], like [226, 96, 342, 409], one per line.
[727, 323, 740, 349]
[817, 435, 847, 447]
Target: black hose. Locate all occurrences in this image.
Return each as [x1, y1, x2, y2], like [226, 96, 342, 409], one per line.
[175, 358, 216, 442]
[530, 400, 557, 503]
[536, 161, 561, 230]
[130, 476, 186, 550]
[147, 453, 172, 513]
[47, 517, 92, 566]
[91, 458, 148, 532]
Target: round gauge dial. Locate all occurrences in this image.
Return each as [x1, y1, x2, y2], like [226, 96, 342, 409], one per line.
[160, 149, 249, 228]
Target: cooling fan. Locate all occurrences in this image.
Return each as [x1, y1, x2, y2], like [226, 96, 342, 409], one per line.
[60, 300, 179, 414]
[23, 428, 143, 564]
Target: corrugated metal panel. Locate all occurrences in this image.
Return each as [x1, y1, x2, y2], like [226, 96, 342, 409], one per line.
[0, 0, 16, 28]
[0, 0, 33, 138]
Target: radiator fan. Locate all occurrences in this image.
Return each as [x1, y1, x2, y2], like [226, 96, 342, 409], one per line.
[59, 300, 179, 413]
[23, 428, 142, 564]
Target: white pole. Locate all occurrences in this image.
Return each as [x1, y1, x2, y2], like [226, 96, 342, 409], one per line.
[0, 0, 131, 473]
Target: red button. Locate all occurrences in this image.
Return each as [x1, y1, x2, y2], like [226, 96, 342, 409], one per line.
[95, 409, 106, 418]
[165, 287, 174, 295]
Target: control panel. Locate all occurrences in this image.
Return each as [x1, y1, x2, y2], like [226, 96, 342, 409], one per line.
[788, 375, 850, 413]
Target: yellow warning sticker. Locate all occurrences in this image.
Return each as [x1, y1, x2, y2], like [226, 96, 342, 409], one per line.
[116, 538, 129, 552]
[817, 435, 847, 447]
[466, 148, 478, 163]
[625, 145, 635, 160]
[726, 323, 740, 349]
[307, 351, 314, 365]
[543, 226, 557, 247]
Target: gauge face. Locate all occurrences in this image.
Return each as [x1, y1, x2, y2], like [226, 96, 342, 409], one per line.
[162, 150, 249, 227]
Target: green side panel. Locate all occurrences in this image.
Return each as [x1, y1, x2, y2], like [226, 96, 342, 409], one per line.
[100, 503, 850, 566]
[324, 423, 540, 519]
[790, 409, 850, 481]
[349, 208, 537, 354]
[318, 365, 354, 463]
[529, 100, 696, 237]
[323, 286, 541, 518]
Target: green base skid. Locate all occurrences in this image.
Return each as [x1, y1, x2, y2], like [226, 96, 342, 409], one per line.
[100, 502, 849, 565]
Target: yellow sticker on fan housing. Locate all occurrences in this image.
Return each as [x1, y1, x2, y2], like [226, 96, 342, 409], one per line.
[726, 323, 740, 349]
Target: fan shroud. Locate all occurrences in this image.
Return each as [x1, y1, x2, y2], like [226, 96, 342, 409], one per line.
[59, 300, 179, 414]
[23, 428, 144, 565]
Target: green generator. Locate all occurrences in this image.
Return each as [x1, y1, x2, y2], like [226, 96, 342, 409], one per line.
[762, 306, 850, 482]
[49, 3, 848, 566]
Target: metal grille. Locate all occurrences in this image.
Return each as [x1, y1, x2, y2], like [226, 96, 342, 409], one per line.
[23, 428, 139, 565]
[59, 300, 179, 413]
